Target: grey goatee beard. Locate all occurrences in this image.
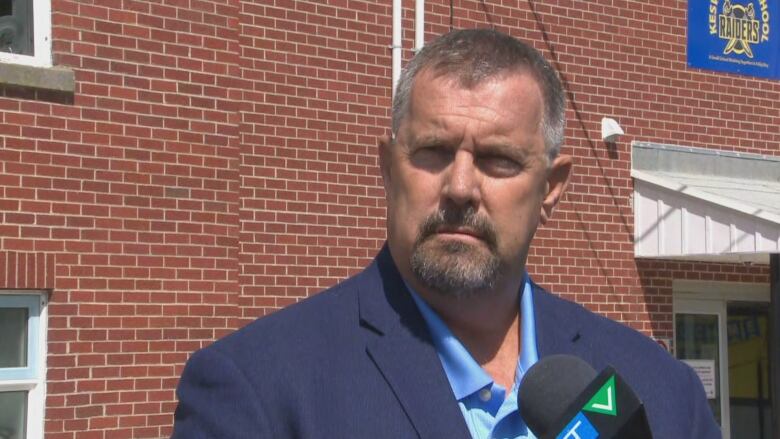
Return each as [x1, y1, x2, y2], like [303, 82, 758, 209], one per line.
[410, 206, 500, 298]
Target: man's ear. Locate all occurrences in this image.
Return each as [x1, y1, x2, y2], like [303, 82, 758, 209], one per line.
[378, 134, 393, 191]
[540, 154, 572, 225]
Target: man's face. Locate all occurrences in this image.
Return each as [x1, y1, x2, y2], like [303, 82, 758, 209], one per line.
[380, 69, 570, 298]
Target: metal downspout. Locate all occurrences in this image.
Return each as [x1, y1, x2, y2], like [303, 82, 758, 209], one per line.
[391, 0, 402, 101]
[391, 0, 425, 101]
[415, 0, 425, 53]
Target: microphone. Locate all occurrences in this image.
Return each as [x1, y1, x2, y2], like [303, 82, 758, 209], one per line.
[518, 355, 653, 439]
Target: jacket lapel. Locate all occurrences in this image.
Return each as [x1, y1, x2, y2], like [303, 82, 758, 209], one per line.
[532, 283, 590, 361]
[358, 247, 471, 439]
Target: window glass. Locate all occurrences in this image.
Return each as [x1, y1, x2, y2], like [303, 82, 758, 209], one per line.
[728, 303, 772, 439]
[0, 308, 28, 368]
[676, 313, 722, 424]
[0, 293, 45, 439]
[0, 0, 34, 56]
[0, 296, 39, 381]
[0, 391, 27, 439]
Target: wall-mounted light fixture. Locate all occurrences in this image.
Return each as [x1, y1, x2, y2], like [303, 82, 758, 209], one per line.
[601, 117, 624, 142]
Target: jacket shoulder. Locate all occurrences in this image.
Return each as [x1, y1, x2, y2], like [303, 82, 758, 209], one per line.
[533, 284, 672, 365]
[532, 285, 719, 437]
[210, 270, 364, 360]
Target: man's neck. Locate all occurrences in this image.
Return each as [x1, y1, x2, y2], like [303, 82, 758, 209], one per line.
[416, 279, 523, 391]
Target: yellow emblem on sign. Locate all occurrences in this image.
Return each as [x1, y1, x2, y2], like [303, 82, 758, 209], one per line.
[712, 0, 772, 58]
[719, 0, 760, 57]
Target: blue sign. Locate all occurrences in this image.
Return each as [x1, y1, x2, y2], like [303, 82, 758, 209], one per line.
[556, 412, 599, 439]
[688, 0, 780, 79]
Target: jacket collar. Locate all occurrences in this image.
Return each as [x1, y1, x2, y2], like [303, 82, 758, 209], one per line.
[357, 245, 472, 439]
[356, 247, 587, 437]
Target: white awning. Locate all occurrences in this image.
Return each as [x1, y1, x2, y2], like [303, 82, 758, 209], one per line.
[632, 142, 780, 264]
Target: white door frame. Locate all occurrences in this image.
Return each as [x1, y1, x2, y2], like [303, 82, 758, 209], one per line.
[674, 298, 729, 438]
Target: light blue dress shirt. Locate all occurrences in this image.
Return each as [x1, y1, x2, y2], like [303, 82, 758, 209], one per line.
[408, 273, 538, 439]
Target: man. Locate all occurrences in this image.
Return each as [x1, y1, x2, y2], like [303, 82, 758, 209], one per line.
[172, 29, 720, 438]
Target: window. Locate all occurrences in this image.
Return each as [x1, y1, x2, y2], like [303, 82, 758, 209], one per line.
[0, 0, 51, 67]
[0, 293, 47, 439]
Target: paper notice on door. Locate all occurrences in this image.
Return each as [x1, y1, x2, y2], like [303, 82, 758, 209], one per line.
[682, 359, 716, 399]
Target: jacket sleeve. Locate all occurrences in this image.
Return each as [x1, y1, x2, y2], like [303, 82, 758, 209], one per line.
[684, 362, 722, 438]
[172, 346, 272, 438]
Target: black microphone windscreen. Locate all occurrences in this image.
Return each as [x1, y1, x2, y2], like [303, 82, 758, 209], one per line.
[518, 354, 597, 437]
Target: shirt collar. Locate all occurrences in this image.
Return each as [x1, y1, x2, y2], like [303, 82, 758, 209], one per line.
[407, 273, 539, 400]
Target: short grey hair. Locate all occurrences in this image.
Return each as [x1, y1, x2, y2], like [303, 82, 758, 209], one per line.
[391, 29, 566, 162]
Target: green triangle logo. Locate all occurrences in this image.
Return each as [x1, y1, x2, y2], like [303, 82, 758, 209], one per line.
[583, 375, 617, 416]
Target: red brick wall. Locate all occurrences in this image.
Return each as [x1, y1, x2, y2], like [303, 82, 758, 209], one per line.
[0, 252, 55, 289]
[4, 1, 243, 437]
[0, 0, 776, 437]
[635, 259, 770, 337]
[236, 0, 390, 318]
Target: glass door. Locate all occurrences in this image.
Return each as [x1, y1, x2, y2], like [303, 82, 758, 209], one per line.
[674, 299, 729, 438]
[727, 302, 772, 439]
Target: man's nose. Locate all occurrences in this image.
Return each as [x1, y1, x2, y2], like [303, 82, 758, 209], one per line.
[442, 150, 481, 207]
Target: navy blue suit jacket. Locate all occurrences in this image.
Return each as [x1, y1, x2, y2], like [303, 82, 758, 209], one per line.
[172, 246, 720, 438]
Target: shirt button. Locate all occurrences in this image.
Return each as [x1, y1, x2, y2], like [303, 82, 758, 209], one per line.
[479, 388, 492, 402]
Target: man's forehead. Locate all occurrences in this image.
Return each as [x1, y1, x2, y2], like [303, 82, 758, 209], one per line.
[415, 64, 537, 92]
[405, 67, 544, 119]
[404, 69, 544, 127]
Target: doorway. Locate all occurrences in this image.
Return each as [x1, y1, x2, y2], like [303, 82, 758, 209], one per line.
[674, 283, 772, 439]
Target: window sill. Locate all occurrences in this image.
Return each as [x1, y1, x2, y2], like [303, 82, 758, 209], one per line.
[0, 379, 38, 391]
[0, 62, 74, 93]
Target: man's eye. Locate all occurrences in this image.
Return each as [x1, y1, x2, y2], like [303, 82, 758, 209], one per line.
[411, 146, 452, 168]
[417, 145, 449, 156]
[477, 155, 522, 176]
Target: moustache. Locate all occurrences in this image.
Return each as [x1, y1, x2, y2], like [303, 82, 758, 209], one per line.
[416, 207, 498, 250]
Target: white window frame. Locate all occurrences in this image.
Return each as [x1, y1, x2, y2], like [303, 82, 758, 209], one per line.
[0, 292, 48, 439]
[0, 0, 52, 67]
